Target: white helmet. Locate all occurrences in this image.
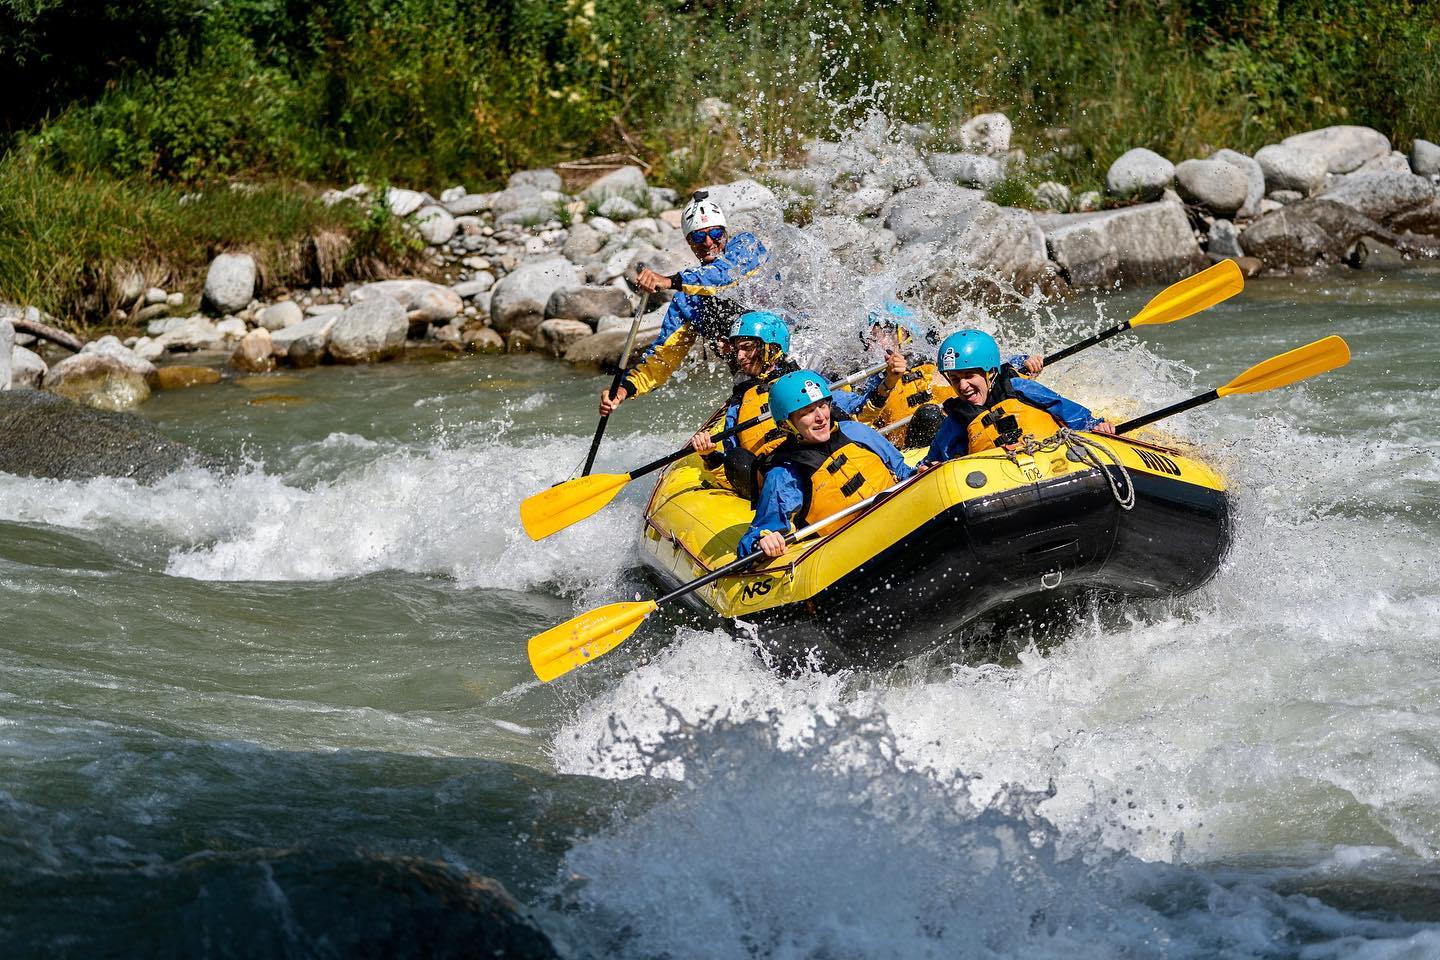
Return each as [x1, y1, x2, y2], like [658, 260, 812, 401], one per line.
[681, 190, 727, 236]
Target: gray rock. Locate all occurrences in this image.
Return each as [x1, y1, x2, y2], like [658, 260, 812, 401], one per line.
[463, 326, 504, 353]
[926, 152, 1006, 188]
[1390, 196, 1440, 236]
[546, 285, 633, 324]
[1355, 151, 1413, 175]
[1318, 172, 1437, 223]
[958, 112, 1013, 155]
[215, 317, 246, 340]
[229, 327, 275, 373]
[1346, 236, 1406, 270]
[1282, 125, 1390, 174]
[1174, 158, 1249, 217]
[489, 256, 583, 335]
[563, 321, 664, 368]
[270, 314, 337, 368]
[451, 277, 494, 299]
[508, 168, 563, 192]
[598, 195, 644, 220]
[536, 318, 595, 356]
[1038, 201, 1207, 288]
[0, 389, 215, 481]
[593, 314, 629, 334]
[444, 193, 494, 216]
[439, 185, 466, 203]
[805, 216, 899, 266]
[134, 302, 172, 324]
[353, 279, 463, 326]
[257, 300, 303, 331]
[490, 186, 546, 216]
[305, 303, 345, 317]
[581, 166, 648, 206]
[1210, 149, 1266, 219]
[1075, 190, 1102, 212]
[1105, 148, 1174, 200]
[913, 202, 1054, 305]
[10, 345, 47, 389]
[414, 205, 457, 245]
[495, 205, 553, 227]
[562, 222, 606, 262]
[648, 187, 679, 209]
[833, 186, 891, 218]
[1239, 198, 1396, 268]
[152, 315, 227, 353]
[1207, 219, 1243, 259]
[385, 187, 427, 217]
[1034, 181, 1071, 212]
[0, 318, 10, 389]
[202, 253, 257, 314]
[144, 286, 167, 305]
[166, 291, 185, 308]
[881, 182, 986, 244]
[1269, 189, 1305, 205]
[1255, 144, 1328, 195]
[329, 297, 407, 364]
[587, 216, 619, 235]
[1412, 139, 1440, 177]
[44, 336, 156, 411]
[700, 179, 782, 227]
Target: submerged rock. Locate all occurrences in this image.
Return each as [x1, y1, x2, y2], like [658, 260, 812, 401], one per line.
[153, 365, 222, 390]
[0, 388, 214, 481]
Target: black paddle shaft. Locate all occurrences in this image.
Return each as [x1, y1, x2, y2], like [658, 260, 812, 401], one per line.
[582, 293, 650, 476]
[1116, 389, 1219, 435]
[625, 414, 767, 479]
[1043, 320, 1132, 366]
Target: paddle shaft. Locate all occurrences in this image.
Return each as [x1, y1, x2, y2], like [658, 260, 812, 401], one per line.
[1042, 320, 1130, 366]
[1116, 389, 1218, 435]
[582, 293, 648, 475]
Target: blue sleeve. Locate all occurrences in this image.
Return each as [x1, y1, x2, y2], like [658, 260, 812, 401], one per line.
[1008, 354, 1030, 375]
[838, 421, 915, 481]
[722, 398, 741, 453]
[675, 232, 770, 294]
[831, 390, 866, 416]
[922, 415, 967, 466]
[1011, 377, 1102, 430]
[737, 466, 805, 555]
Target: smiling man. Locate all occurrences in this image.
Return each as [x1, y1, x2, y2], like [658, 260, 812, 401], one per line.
[597, 190, 771, 416]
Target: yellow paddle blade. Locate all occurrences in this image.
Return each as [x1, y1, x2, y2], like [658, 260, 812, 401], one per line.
[519, 472, 630, 541]
[527, 600, 658, 682]
[1218, 335, 1351, 397]
[1130, 259, 1244, 327]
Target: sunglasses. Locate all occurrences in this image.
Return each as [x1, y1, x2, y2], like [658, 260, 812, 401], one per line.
[687, 227, 726, 245]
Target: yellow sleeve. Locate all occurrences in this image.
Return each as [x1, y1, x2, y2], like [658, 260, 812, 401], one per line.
[625, 324, 698, 396]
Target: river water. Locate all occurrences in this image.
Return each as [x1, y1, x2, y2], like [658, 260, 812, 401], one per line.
[2, 267, 1439, 958]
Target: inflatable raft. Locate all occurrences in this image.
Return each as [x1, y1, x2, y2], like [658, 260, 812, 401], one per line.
[639, 426, 1230, 668]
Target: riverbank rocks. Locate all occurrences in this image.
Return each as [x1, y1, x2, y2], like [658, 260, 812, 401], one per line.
[1210, 149, 1266, 219]
[202, 253, 257, 314]
[1255, 144, 1327, 196]
[1347, 236, 1407, 270]
[546, 285, 633, 325]
[1282, 125, 1390, 174]
[490, 256, 583, 335]
[926, 152, 1006, 189]
[271, 314, 336, 368]
[1106, 148, 1174, 200]
[1412, 139, 1440, 177]
[1175, 158, 1249, 218]
[582, 166, 647, 206]
[1039, 200, 1206, 288]
[0, 318, 10, 389]
[536, 318, 595, 356]
[1317, 172, 1437, 223]
[912, 202, 1052, 305]
[258, 301, 303, 331]
[699, 179, 782, 230]
[230, 327, 276, 372]
[1239, 198, 1396, 269]
[1207, 219, 1243, 259]
[563, 319, 664, 368]
[329, 297, 407, 364]
[353, 280, 463, 328]
[882, 182, 986, 243]
[44, 336, 157, 411]
[9, 345, 46, 389]
[414, 205, 457, 245]
[385, 187, 427, 217]
[959, 112, 1012, 155]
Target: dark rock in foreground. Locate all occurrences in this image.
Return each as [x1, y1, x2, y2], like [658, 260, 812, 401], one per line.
[0, 389, 216, 482]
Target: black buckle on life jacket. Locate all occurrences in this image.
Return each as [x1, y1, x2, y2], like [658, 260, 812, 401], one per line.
[840, 473, 866, 496]
[981, 408, 1022, 445]
[906, 390, 932, 408]
[902, 370, 926, 384]
[826, 453, 848, 474]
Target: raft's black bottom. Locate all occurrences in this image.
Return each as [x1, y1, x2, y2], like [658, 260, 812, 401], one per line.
[649, 467, 1231, 672]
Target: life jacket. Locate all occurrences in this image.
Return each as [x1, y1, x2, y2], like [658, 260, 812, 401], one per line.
[730, 376, 791, 458]
[860, 362, 955, 447]
[965, 397, 1063, 453]
[770, 430, 892, 536]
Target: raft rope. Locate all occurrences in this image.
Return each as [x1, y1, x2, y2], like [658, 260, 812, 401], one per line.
[1002, 429, 1137, 511]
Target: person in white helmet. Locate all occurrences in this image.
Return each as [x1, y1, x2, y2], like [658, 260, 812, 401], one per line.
[598, 190, 772, 416]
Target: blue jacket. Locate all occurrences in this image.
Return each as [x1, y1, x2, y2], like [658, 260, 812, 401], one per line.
[922, 366, 1104, 465]
[621, 232, 772, 397]
[737, 421, 915, 555]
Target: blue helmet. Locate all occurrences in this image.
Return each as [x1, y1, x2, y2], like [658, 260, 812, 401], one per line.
[937, 330, 1002, 375]
[730, 310, 791, 354]
[865, 301, 924, 343]
[768, 369, 832, 424]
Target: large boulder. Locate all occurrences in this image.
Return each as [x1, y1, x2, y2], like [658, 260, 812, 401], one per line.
[444, 192, 495, 216]
[257, 300, 303, 332]
[1255, 144, 1328, 196]
[10, 344, 47, 389]
[926, 152, 1006, 188]
[536, 318, 595, 356]
[413, 205, 457, 245]
[353, 279, 463, 328]
[270, 314, 336, 368]
[1282, 125, 1390, 174]
[1412, 139, 1440, 177]
[1174, 158, 1249, 218]
[1210, 149, 1266, 219]
[490, 186, 547, 217]
[1105, 148, 1174, 200]
[385, 187, 427, 216]
[329, 296, 407, 364]
[562, 222, 605, 262]
[489, 256, 582, 335]
[545, 285, 634, 324]
[202, 253, 256, 314]
[43, 336, 156, 411]
[913, 202, 1054, 305]
[563, 320, 664, 369]
[0, 389, 215, 481]
[229, 327, 275, 373]
[958, 112, 1013, 155]
[698, 179, 783, 232]
[1356, 151, 1414, 176]
[1390, 196, 1440, 236]
[581, 166, 647, 206]
[881, 182, 986, 244]
[1239, 198, 1396, 269]
[1038, 201, 1207, 288]
[805, 216, 899, 267]
[507, 168, 562, 192]
[1317, 172, 1437, 224]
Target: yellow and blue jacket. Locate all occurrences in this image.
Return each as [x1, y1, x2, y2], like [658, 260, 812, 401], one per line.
[619, 232, 771, 397]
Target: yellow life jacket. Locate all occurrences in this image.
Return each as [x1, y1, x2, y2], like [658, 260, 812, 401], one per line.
[862, 363, 956, 446]
[732, 378, 790, 458]
[966, 397, 1064, 453]
[777, 433, 893, 537]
